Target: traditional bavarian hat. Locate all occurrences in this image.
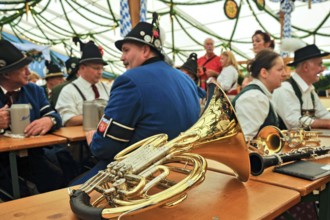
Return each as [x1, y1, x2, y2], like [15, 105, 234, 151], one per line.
[181, 53, 198, 78]
[73, 37, 107, 66]
[44, 60, 65, 79]
[65, 57, 79, 81]
[0, 39, 33, 74]
[288, 44, 329, 67]
[115, 12, 165, 59]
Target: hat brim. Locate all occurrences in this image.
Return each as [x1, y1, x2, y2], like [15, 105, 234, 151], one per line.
[80, 58, 108, 66]
[115, 37, 158, 51]
[45, 72, 65, 79]
[115, 37, 165, 60]
[0, 56, 33, 74]
[287, 52, 330, 66]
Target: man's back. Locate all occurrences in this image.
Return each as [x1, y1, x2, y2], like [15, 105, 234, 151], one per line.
[91, 60, 200, 160]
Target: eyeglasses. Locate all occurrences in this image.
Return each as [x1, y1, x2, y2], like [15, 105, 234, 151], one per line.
[87, 65, 104, 71]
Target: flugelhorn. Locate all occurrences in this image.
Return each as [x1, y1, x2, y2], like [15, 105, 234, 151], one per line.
[69, 82, 250, 220]
[250, 126, 284, 155]
[250, 146, 330, 176]
[250, 126, 321, 155]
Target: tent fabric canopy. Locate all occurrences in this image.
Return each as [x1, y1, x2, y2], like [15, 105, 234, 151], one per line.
[0, 0, 330, 76]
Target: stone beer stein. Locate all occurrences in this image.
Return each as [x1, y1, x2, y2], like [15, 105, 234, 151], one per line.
[10, 104, 31, 135]
[83, 99, 107, 131]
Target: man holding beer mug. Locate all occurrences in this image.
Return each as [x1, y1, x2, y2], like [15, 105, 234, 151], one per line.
[0, 39, 65, 198]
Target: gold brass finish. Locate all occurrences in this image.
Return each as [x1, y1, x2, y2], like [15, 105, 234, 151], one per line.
[250, 126, 321, 155]
[250, 126, 284, 155]
[71, 82, 250, 219]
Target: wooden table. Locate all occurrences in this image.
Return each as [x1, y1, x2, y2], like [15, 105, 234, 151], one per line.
[52, 126, 86, 142]
[0, 170, 300, 220]
[207, 136, 330, 220]
[0, 134, 67, 199]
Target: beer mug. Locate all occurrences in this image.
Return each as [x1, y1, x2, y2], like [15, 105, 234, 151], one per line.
[95, 99, 107, 117]
[10, 104, 31, 135]
[83, 100, 107, 131]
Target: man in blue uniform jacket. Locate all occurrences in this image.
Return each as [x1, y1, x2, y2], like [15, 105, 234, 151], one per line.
[0, 39, 65, 196]
[73, 13, 200, 184]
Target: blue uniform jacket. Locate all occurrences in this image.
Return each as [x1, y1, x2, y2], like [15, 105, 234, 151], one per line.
[0, 83, 62, 132]
[91, 60, 200, 161]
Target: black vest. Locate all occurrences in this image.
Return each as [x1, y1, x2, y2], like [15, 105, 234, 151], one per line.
[232, 84, 279, 138]
[278, 77, 315, 130]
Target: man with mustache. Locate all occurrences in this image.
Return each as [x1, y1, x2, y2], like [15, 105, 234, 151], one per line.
[273, 44, 330, 130]
[72, 13, 200, 184]
[0, 39, 65, 197]
[55, 41, 110, 126]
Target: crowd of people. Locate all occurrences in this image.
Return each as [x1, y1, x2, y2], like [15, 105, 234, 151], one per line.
[0, 14, 329, 218]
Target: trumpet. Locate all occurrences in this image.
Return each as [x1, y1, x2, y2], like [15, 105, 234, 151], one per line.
[69, 82, 250, 220]
[250, 126, 321, 155]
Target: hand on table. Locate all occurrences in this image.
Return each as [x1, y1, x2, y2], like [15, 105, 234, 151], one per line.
[24, 117, 53, 136]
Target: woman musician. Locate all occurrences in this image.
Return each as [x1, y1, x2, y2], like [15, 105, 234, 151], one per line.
[232, 49, 287, 140]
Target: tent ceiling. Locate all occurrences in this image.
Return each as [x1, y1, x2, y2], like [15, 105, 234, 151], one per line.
[1, 0, 330, 75]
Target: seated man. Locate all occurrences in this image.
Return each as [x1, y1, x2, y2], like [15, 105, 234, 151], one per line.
[56, 41, 110, 126]
[49, 57, 79, 109]
[273, 44, 330, 130]
[72, 13, 201, 184]
[41, 61, 65, 100]
[0, 39, 65, 195]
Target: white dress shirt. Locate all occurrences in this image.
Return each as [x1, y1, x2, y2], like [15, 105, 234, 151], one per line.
[273, 73, 330, 130]
[217, 65, 238, 92]
[234, 79, 277, 140]
[55, 77, 111, 125]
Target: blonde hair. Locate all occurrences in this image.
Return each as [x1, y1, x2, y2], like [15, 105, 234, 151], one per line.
[221, 51, 240, 73]
[29, 71, 41, 83]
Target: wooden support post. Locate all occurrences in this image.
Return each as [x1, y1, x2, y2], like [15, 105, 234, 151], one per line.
[279, 11, 284, 39]
[128, 0, 141, 29]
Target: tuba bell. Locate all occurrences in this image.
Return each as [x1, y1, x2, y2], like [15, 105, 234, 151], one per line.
[69, 82, 250, 220]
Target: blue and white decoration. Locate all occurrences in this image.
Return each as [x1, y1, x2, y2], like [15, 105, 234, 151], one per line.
[120, 0, 147, 37]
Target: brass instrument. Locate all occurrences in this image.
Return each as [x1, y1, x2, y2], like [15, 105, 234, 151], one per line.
[250, 126, 284, 155]
[250, 126, 321, 155]
[69, 82, 250, 220]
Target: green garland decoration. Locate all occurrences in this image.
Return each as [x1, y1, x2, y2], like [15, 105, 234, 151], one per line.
[14, 24, 61, 44]
[1, 0, 329, 76]
[67, 0, 114, 21]
[107, 0, 119, 27]
[159, 0, 220, 5]
[30, 8, 75, 37]
[64, 0, 115, 27]
[59, 0, 77, 36]
[227, 0, 242, 48]
[32, 0, 51, 15]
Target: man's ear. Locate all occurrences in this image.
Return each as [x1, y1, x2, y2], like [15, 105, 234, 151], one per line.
[142, 45, 152, 58]
[2, 72, 11, 80]
[301, 61, 310, 71]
